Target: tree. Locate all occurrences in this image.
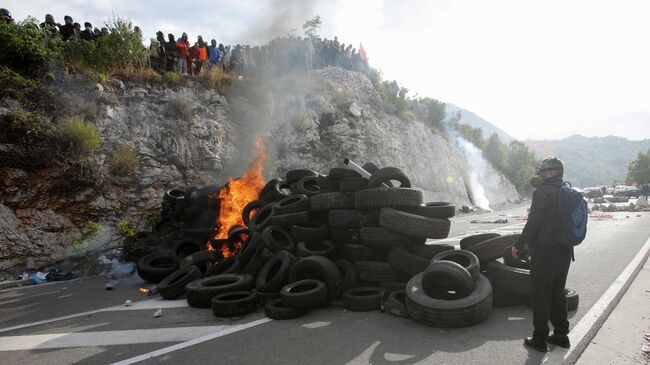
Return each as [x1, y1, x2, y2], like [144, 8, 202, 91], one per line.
[419, 97, 446, 129]
[628, 149, 650, 184]
[506, 140, 538, 194]
[302, 16, 321, 39]
[484, 133, 507, 171]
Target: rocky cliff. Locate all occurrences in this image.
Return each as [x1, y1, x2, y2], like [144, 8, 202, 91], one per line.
[0, 66, 519, 273]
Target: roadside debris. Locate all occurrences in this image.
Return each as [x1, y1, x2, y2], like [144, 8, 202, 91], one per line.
[153, 309, 162, 318]
[470, 219, 509, 224]
[124, 299, 133, 306]
[104, 281, 114, 290]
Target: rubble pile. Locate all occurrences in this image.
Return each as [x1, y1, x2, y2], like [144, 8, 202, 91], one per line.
[129, 163, 534, 327]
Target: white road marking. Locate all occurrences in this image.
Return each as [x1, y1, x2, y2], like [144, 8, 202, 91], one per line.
[0, 299, 21, 306]
[541, 234, 650, 365]
[0, 279, 80, 293]
[109, 318, 272, 365]
[56, 294, 74, 299]
[0, 325, 230, 351]
[28, 290, 62, 298]
[301, 321, 331, 329]
[384, 353, 415, 361]
[0, 298, 188, 334]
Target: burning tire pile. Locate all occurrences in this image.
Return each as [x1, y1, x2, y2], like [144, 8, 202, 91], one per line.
[131, 162, 577, 327]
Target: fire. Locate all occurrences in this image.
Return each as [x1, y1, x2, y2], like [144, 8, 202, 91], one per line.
[139, 287, 151, 295]
[208, 139, 267, 254]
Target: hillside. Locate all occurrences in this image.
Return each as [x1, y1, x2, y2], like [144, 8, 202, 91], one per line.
[445, 103, 515, 143]
[524, 135, 650, 187]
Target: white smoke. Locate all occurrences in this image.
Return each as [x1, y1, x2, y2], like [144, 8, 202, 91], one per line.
[456, 136, 493, 211]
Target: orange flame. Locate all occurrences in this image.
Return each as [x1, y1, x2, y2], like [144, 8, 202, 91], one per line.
[208, 139, 267, 256]
[139, 287, 151, 295]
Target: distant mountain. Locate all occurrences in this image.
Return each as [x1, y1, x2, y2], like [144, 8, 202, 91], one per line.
[524, 135, 650, 187]
[445, 103, 515, 143]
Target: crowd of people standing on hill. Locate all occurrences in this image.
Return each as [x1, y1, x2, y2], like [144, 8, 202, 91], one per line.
[1, 8, 371, 78]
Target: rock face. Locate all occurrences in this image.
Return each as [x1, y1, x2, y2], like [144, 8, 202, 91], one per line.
[0, 66, 519, 273]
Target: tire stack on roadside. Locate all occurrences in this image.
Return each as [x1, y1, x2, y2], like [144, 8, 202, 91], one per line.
[458, 233, 580, 311]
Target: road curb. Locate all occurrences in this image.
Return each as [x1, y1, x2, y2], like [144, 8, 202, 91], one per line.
[542, 235, 650, 364]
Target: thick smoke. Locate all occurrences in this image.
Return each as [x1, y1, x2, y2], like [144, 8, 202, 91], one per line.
[244, 0, 319, 44]
[456, 137, 492, 211]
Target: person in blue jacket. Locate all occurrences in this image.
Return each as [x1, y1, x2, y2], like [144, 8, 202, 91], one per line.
[207, 39, 221, 67]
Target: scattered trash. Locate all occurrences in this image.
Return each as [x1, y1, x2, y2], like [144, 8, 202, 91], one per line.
[470, 219, 509, 224]
[124, 299, 132, 306]
[460, 206, 475, 213]
[153, 309, 162, 318]
[105, 282, 114, 290]
[28, 272, 48, 284]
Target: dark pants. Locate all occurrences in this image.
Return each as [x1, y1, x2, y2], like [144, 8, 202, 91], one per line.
[530, 244, 572, 339]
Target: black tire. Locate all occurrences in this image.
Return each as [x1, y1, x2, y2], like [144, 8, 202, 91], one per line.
[406, 273, 493, 328]
[359, 227, 426, 248]
[179, 250, 215, 269]
[354, 261, 410, 283]
[492, 286, 527, 307]
[379, 208, 451, 239]
[340, 244, 388, 262]
[242, 200, 267, 227]
[459, 233, 502, 250]
[158, 266, 203, 299]
[264, 298, 309, 319]
[329, 227, 359, 244]
[295, 241, 335, 259]
[467, 234, 521, 264]
[236, 232, 260, 265]
[565, 288, 579, 311]
[339, 177, 369, 192]
[397, 202, 456, 219]
[296, 176, 322, 196]
[261, 225, 294, 253]
[137, 254, 179, 283]
[274, 194, 309, 215]
[185, 273, 255, 308]
[249, 204, 276, 231]
[334, 259, 358, 298]
[261, 178, 282, 199]
[256, 250, 297, 293]
[368, 167, 411, 188]
[270, 211, 311, 227]
[422, 261, 474, 300]
[316, 175, 340, 191]
[354, 188, 423, 209]
[385, 290, 409, 318]
[328, 209, 378, 228]
[387, 245, 452, 276]
[205, 256, 241, 277]
[254, 290, 280, 306]
[262, 179, 292, 202]
[286, 169, 318, 184]
[342, 287, 386, 311]
[329, 167, 360, 179]
[242, 247, 272, 277]
[289, 255, 342, 300]
[309, 192, 354, 211]
[211, 291, 257, 317]
[172, 239, 205, 262]
[432, 250, 481, 283]
[280, 279, 328, 308]
[290, 224, 328, 242]
[485, 260, 530, 295]
[189, 185, 220, 206]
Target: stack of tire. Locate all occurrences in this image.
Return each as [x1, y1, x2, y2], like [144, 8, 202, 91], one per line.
[135, 164, 458, 321]
[459, 233, 579, 311]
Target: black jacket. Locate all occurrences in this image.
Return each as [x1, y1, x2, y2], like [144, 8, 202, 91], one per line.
[514, 176, 562, 252]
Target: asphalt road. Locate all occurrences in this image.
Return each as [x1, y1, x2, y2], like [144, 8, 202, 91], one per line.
[0, 206, 648, 365]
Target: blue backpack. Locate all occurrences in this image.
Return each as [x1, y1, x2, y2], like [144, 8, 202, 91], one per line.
[548, 182, 588, 247]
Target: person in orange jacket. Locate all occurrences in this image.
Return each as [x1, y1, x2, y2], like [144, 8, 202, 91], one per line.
[175, 33, 191, 75]
[196, 35, 208, 74]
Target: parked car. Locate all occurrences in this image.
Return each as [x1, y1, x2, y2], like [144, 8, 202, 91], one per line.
[614, 186, 640, 198]
[582, 187, 604, 198]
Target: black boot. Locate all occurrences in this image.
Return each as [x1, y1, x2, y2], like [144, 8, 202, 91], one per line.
[547, 334, 570, 348]
[524, 336, 548, 352]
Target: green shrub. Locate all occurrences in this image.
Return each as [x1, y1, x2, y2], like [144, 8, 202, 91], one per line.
[0, 17, 59, 77]
[165, 97, 193, 120]
[164, 71, 181, 85]
[2, 107, 46, 137]
[110, 145, 139, 176]
[59, 116, 101, 155]
[73, 221, 104, 251]
[291, 112, 310, 131]
[146, 213, 162, 228]
[118, 220, 136, 237]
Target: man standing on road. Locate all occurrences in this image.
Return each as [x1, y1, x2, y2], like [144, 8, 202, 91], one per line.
[512, 157, 573, 353]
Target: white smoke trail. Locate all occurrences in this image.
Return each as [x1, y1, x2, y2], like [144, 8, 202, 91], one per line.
[457, 136, 493, 211]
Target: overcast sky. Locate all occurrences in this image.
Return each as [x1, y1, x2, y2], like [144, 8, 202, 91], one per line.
[6, 0, 650, 141]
